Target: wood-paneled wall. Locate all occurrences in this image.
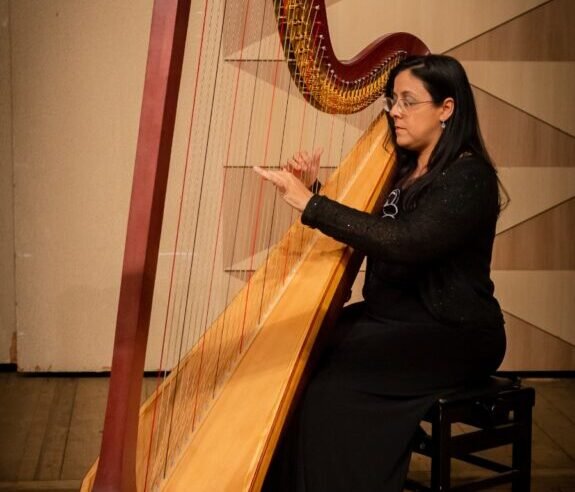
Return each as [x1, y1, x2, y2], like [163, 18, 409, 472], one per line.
[448, 0, 575, 370]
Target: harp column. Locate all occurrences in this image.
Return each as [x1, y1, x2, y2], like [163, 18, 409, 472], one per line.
[92, 1, 191, 491]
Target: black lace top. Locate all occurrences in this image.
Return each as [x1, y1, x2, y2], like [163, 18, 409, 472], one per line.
[301, 155, 504, 331]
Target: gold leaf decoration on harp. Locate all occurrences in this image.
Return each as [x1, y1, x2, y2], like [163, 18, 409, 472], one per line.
[83, 1, 428, 491]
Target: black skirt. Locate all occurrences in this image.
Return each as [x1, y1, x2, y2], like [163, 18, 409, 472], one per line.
[263, 302, 506, 492]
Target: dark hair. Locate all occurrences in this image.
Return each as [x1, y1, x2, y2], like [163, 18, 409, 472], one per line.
[384, 54, 507, 211]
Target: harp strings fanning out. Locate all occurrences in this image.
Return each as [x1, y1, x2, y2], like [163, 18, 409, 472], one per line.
[84, 1, 428, 491]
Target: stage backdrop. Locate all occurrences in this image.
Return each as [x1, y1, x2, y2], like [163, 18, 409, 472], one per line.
[0, 0, 573, 371]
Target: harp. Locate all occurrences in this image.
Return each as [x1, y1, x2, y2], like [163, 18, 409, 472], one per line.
[82, 1, 428, 490]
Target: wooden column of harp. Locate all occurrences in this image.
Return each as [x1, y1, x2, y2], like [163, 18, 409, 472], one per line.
[83, 1, 428, 490]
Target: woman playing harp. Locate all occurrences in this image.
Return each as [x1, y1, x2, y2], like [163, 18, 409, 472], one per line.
[256, 54, 506, 491]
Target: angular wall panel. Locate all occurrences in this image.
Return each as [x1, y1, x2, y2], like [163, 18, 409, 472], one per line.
[492, 271, 575, 346]
[474, 88, 575, 169]
[326, 0, 548, 56]
[501, 311, 575, 371]
[463, 61, 575, 136]
[496, 168, 575, 233]
[493, 198, 575, 269]
[447, 0, 575, 61]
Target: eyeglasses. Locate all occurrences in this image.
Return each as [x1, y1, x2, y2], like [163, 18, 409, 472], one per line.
[383, 96, 434, 115]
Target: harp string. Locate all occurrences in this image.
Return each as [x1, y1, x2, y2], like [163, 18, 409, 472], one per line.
[267, 1, 331, 295]
[209, 0, 268, 396]
[143, 0, 275, 486]
[168, 0, 235, 456]
[144, 0, 227, 485]
[187, 0, 256, 432]
[162, 0, 230, 473]
[246, 0, 316, 336]
[277, 1, 320, 286]
[228, 0, 282, 345]
[242, 0, 291, 339]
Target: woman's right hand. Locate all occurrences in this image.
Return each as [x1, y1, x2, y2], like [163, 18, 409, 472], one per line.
[282, 148, 323, 189]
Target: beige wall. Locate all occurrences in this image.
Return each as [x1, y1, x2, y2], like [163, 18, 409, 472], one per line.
[0, 0, 15, 364]
[10, 1, 151, 370]
[4, 0, 573, 371]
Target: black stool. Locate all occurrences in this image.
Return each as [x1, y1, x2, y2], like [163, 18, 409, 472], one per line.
[405, 376, 536, 491]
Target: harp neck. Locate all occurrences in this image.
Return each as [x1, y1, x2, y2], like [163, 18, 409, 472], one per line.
[276, 0, 428, 113]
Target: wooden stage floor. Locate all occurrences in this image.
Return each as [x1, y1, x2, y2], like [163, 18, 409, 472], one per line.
[0, 374, 574, 491]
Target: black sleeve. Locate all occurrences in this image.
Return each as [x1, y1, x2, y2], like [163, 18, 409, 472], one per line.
[301, 158, 499, 263]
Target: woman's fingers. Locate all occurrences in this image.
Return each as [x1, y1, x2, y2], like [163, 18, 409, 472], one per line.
[286, 158, 301, 171]
[260, 147, 323, 190]
[254, 165, 277, 182]
[253, 148, 322, 210]
[253, 166, 313, 211]
[294, 151, 312, 172]
[299, 150, 309, 163]
[253, 165, 270, 180]
[254, 166, 287, 192]
[254, 166, 278, 186]
[283, 148, 324, 171]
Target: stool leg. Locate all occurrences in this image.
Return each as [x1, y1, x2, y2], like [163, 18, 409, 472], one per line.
[431, 408, 451, 492]
[512, 394, 533, 492]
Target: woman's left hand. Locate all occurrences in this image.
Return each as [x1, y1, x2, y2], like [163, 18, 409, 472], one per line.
[253, 166, 313, 212]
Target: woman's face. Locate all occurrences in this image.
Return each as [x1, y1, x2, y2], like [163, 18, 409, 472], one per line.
[390, 69, 451, 161]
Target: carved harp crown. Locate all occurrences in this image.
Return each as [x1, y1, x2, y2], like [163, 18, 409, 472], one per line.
[83, 1, 428, 491]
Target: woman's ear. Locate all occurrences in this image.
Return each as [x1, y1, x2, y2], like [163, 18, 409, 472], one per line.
[440, 97, 455, 122]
